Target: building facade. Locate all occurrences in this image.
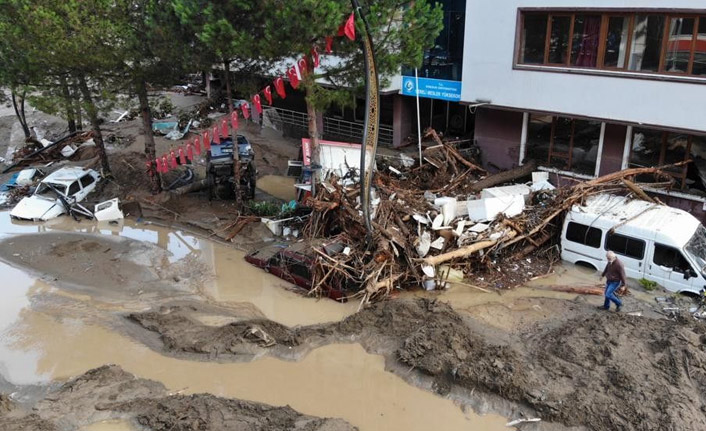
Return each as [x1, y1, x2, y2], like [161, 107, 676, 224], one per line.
[463, 1, 706, 219]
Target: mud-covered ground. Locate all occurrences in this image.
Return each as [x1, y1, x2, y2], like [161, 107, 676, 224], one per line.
[0, 365, 356, 431]
[125, 298, 706, 431]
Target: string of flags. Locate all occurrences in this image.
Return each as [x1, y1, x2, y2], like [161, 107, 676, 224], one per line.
[148, 12, 356, 175]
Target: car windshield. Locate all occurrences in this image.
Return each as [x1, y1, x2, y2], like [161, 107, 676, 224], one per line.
[685, 224, 706, 275]
[35, 182, 67, 198]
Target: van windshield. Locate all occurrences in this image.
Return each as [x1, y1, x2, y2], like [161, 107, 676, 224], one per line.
[685, 225, 706, 275]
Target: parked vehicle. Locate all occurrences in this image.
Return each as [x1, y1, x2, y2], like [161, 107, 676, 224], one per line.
[561, 194, 706, 295]
[245, 241, 348, 301]
[206, 135, 256, 200]
[10, 167, 100, 221]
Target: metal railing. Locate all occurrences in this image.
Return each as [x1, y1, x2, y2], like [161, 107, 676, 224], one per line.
[263, 106, 394, 147]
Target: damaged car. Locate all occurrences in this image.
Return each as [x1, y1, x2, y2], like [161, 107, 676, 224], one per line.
[10, 167, 100, 221]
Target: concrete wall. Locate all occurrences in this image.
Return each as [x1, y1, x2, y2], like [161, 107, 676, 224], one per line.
[463, 0, 706, 133]
[599, 124, 629, 176]
[474, 108, 524, 172]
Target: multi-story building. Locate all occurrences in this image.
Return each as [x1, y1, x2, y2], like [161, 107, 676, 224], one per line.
[462, 1, 706, 218]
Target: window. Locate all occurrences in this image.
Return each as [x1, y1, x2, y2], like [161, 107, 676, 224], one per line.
[67, 181, 81, 196]
[289, 262, 310, 279]
[653, 244, 694, 274]
[604, 16, 631, 68]
[566, 222, 602, 248]
[80, 175, 95, 188]
[606, 233, 645, 260]
[629, 128, 706, 190]
[521, 13, 548, 64]
[525, 115, 601, 175]
[517, 11, 706, 78]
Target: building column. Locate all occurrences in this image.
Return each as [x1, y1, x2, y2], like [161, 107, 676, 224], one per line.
[392, 95, 413, 148]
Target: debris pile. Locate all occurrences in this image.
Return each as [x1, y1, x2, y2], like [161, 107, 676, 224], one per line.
[302, 129, 680, 304]
[5, 131, 99, 174]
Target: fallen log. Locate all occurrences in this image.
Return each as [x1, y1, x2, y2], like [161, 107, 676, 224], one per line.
[542, 285, 604, 296]
[469, 160, 537, 193]
[622, 179, 658, 204]
[423, 230, 517, 266]
[171, 179, 207, 196]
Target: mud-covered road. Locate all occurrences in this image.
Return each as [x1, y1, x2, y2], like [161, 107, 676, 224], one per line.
[1, 209, 705, 431]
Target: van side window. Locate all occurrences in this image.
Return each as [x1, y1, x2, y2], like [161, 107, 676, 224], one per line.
[67, 181, 81, 196]
[653, 244, 693, 274]
[80, 174, 95, 188]
[606, 233, 645, 260]
[566, 222, 602, 248]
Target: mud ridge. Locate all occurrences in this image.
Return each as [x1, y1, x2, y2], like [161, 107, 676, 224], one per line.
[127, 298, 706, 430]
[0, 365, 356, 431]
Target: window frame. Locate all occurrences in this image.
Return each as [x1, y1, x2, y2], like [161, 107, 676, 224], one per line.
[565, 221, 603, 248]
[652, 243, 694, 274]
[605, 232, 646, 260]
[628, 129, 692, 189]
[515, 9, 706, 82]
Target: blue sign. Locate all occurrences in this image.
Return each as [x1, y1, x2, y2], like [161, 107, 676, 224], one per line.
[401, 76, 462, 102]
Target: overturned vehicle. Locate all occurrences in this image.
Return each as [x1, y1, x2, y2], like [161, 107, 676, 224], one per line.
[10, 167, 100, 221]
[206, 135, 256, 200]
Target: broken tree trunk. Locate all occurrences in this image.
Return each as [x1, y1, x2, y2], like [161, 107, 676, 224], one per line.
[223, 59, 242, 210]
[137, 78, 161, 194]
[77, 74, 111, 175]
[622, 179, 657, 204]
[60, 77, 76, 133]
[470, 160, 537, 193]
[11, 89, 30, 139]
[423, 230, 517, 266]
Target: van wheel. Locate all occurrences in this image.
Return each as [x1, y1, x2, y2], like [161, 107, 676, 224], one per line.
[575, 261, 598, 271]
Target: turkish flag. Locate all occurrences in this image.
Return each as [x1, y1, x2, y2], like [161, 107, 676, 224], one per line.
[311, 46, 320, 68]
[203, 130, 211, 151]
[344, 13, 355, 41]
[178, 147, 187, 165]
[241, 102, 250, 119]
[264, 86, 273, 105]
[298, 58, 308, 76]
[154, 158, 162, 174]
[193, 136, 201, 154]
[212, 125, 220, 144]
[287, 66, 300, 89]
[325, 36, 333, 54]
[274, 77, 286, 99]
[161, 155, 169, 172]
[230, 110, 239, 130]
[252, 94, 262, 115]
[221, 117, 229, 138]
[169, 150, 178, 168]
[186, 143, 194, 161]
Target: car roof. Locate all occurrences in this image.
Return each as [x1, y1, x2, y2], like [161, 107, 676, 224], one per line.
[42, 167, 94, 186]
[569, 194, 700, 248]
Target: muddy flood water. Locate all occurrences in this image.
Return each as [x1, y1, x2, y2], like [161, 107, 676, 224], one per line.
[0, 211, 542, 430]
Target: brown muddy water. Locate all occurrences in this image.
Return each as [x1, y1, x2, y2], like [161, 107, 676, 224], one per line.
[0, 211, 521, 430]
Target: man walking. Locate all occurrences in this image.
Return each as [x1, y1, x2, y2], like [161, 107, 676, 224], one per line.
[600, 251, 626, 312]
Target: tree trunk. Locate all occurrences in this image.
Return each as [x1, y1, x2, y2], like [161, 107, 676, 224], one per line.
[224, 59, 242, 209]
[10, 90, 30, 138]
[60, 77, 76, 133]
[305, 84, 321, 164]
[77, 74, 111, 175]
[469, 160, 537, 193]
[137, 79, 161, 194]
[72, 84, 83, 131]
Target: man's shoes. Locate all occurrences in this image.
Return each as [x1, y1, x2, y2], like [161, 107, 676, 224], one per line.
[597, 306, 609, 311]
[616, 306, 622, 312]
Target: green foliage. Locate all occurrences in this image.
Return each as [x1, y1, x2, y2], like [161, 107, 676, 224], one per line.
[247, 201, 282, 217]
[639, 278, 659, 291]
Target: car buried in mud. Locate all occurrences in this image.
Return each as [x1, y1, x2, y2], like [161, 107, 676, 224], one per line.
[245, 241, 350, 301]
[10, 167, 100, 221]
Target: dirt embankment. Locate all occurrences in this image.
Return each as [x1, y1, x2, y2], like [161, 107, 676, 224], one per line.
[127, 298, 706, 431]
[0, 365, 356, 431]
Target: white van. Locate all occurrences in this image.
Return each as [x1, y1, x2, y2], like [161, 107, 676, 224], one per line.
[561, 194, 706, 295]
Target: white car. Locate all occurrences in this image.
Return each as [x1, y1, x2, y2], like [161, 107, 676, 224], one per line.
[10, 167, 101, 221]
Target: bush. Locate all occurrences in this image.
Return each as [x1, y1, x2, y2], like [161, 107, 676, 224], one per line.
[639, 278, 658, 291]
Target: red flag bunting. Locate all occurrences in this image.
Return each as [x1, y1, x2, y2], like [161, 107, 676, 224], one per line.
[325, 36, 333, 54]
[241, 102, 250, 119]
[154, 158, 161, 173]
[287, 66, 300, 89]
[220, 117, 229, 138]
[344, 12, 355, 41]
[161, 155, 169, 172]
[264, 86, 273, 105]
[193, 136, 201, 155]
[178, 147, 187, 165]
[311, 46, 320, 68]
[298, 58, 308, 76]
[186, 143, 194, 161]
[212, 125, 220, 144]
[274, 77, 287, 99]
[203, 130, 211, 151]
[230, 110, 239, 130]
[252, 94, 262, 115]
[169, 150, 178, 168]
